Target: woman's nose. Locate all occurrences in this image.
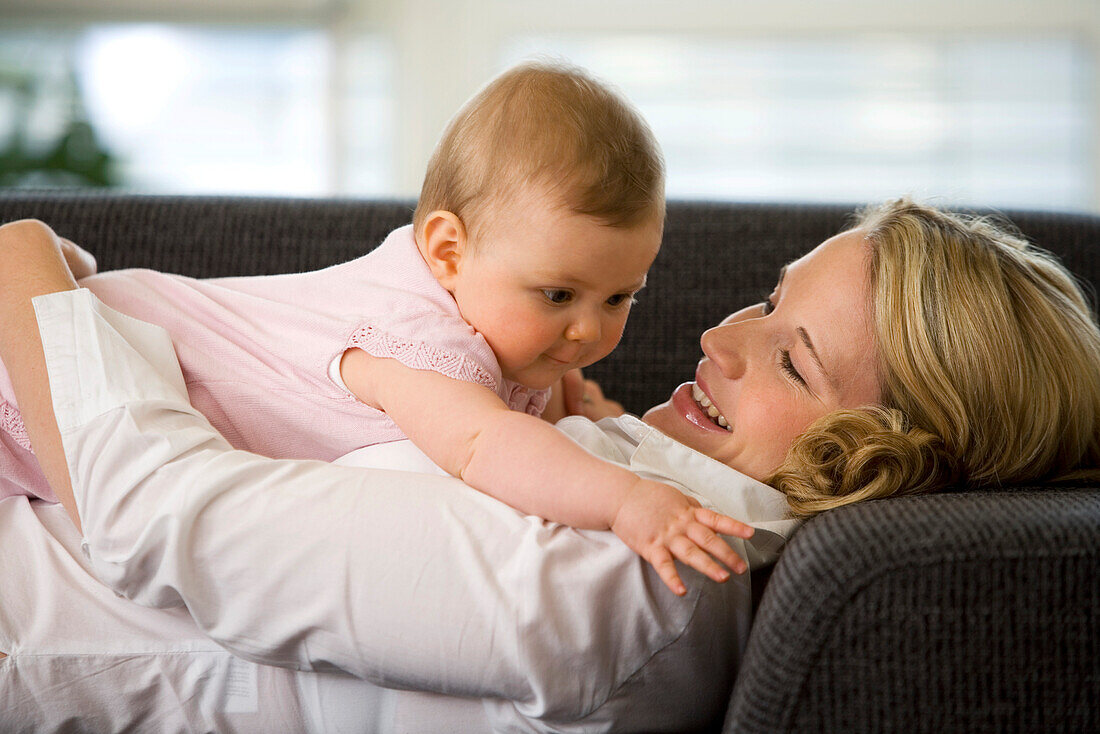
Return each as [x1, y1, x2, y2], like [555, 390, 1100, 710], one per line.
[566, 310, 601, 343]
[700, 323, 746, 378]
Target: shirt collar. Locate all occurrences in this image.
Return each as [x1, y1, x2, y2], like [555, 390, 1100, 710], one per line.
[556, 414, 802, 561]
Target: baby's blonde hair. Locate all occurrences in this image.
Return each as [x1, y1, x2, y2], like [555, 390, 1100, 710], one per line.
[413, 60, 665, 243]
[768, 199, 1100, 516]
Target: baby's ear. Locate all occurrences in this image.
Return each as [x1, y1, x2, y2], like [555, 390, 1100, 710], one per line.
[418, 211, 468, 290]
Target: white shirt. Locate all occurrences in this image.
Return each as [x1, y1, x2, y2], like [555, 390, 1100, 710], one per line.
[20, 288, 799, 732]
[0, 496, 314, 733]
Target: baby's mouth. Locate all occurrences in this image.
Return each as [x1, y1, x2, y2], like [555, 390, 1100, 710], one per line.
[544, 348, 580, 366]
[692, 384, 731, 432]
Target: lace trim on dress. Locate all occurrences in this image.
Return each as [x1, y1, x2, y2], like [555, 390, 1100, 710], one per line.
[347, 325, 499, 391]
[1, 402, 33, 452]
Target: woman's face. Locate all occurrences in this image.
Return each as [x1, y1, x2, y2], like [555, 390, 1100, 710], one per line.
[642, 228, 881, 480]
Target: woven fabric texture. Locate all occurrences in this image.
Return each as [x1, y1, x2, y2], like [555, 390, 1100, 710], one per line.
[3, 193, 1097, 415]
[2, 193, 1098, 733]
[725, 489, 1100, 733]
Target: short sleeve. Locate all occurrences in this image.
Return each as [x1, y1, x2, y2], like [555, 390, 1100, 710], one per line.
[1, 403, 32, 452]
[345, 310, 500, 392]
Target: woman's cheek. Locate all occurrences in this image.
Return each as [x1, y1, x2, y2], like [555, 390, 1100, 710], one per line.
[745, 404, 803, 474]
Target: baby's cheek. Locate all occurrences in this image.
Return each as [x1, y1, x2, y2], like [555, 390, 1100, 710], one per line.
[510, 319, 553, 356]
[594, 335, 621, 362]
[604, 315, 630, 351]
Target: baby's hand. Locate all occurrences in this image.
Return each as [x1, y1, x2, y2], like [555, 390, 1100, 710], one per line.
[610, 478, 754, 596]
[542, 368, 625, 424]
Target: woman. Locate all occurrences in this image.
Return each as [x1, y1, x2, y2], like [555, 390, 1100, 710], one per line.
[2, 199, 1099, 731]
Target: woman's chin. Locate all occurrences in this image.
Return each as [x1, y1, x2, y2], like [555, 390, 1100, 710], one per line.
[640, 396, 673, 430]
[641, 385, 712, 451]
[644, 384, 766, 478]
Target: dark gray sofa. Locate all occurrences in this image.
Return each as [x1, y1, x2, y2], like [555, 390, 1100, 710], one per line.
[1, 192, 1097, 733]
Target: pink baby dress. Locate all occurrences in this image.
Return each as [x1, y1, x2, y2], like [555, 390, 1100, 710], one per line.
[0, 225, 548, 502]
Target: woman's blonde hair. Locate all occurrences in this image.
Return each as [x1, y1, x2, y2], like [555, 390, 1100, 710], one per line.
[413, 59, 665, 243]
[768, 199, 1100, 516]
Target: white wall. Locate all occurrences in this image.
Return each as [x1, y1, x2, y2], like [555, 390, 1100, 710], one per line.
[2, 0, 1098, 208]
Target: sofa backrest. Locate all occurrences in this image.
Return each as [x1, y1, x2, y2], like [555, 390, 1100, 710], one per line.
[2, 193, 1099, 414]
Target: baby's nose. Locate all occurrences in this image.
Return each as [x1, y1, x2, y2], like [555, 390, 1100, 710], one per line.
[566, 312, 601, 343]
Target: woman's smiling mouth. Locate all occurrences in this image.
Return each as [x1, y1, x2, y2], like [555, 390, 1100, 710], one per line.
[692, 383, 731, 431]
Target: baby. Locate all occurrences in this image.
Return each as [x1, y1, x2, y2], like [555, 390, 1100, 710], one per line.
[0, 61, 750, 595]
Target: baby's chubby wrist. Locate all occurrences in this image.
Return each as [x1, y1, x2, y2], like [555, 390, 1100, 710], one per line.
[607, 473, 662, 533]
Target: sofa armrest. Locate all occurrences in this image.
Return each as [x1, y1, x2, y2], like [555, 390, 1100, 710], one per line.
[724, 488, 1100, 733]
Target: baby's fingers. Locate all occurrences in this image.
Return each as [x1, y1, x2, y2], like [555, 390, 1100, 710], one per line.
[670, 536, 732, 584]
[688, 524, 748, 576]
[648, 547, 688, 596]
[694, 507, 754, 539]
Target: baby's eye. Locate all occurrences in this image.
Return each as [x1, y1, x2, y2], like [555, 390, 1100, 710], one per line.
[606, 293, 635, 307]
[542, 289, 573, 305]
[761, 296, 776, 315]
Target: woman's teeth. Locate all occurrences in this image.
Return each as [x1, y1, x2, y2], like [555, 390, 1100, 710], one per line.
[692, 384, 731, 431]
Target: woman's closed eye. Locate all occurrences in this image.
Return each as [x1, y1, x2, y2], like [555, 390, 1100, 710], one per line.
[779, 349, 806, 385]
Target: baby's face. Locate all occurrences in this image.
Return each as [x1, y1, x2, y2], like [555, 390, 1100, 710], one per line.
[450, 195, 662, 390]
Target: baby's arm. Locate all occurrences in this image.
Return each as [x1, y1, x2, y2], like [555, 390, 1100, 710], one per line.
[341, 349, 754, 595]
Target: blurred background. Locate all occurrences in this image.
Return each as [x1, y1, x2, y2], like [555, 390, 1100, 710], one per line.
[0, 0, 1096, 212]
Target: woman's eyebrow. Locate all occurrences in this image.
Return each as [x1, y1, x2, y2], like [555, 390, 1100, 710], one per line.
[778, 261, 834, 388]
[796, 326, 833, 384]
